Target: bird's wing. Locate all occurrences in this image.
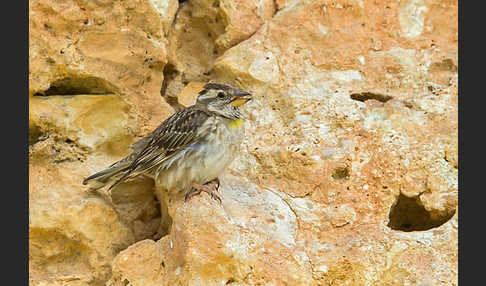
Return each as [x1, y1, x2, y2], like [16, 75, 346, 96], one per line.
[107, 134, 154, 169]
[108, 106, 210, 190]
[131, 133, 154, 154]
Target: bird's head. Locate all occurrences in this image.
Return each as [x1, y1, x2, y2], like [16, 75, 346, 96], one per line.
[196, 82, 252, 119]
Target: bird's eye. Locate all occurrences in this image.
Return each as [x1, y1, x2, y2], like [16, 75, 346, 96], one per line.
[217, 92, 225, 99]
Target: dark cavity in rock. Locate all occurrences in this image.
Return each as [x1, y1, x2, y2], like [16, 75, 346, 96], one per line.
[350, 92, 393, 103]
[387, 193, 455, 232]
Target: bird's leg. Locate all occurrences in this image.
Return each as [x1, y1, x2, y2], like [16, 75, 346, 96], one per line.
[184, 187, 202, 202]
[204, 177, 220, 190]
[185, 182, 222, 204]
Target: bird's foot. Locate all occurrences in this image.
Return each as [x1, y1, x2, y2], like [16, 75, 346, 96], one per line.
[185, 181, 222, 204]
[204, 178, 220, 190]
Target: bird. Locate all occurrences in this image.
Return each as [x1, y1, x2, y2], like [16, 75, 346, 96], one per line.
[82, 82, 252, 203]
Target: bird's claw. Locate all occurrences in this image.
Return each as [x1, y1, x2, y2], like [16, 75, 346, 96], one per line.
[204, 178, 220, 190]
[208, 191, 222, 204]
[186, 180, 222, 204]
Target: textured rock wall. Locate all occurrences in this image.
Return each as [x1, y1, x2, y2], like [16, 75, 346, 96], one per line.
[29, 0, 458, 285]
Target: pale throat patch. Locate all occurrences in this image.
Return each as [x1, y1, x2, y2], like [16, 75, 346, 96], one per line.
[229, 118, 245, 128]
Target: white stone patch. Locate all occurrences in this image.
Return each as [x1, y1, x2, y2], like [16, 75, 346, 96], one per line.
[287, 66, 363, 100]
[320, 147, 337, 159]
[148, 37, 165, 50]
[30, 45, 38, 59]
[293, 113, 312, 124]
[316, 264, 329, 273]
[256, 0, 265, 19]
[245, 97, 280, 129]
[248, 51, 280, 83]
[385, 241, 409, 269]
[409, 92, 453, 116]
[220, 175, 297, 248]
[362, 108, 389, 131]
[149, 0, 171, 14]
[78, 129, 107, 149]
[393, 230, 434, 246]
[317, 23, 329, 35]
[224, 232, 253, 258]
[399, 0, 429, 38]
[293, 250, 311, 267]
[330, 70, 362, 83]
[311, 155, 323, 167]
[373, 47, 417, 74]
[262, 189, 298, 247]
[287, 197, 322, 223]
[357, 55, 365, 65]
[360, 245, 373, 252]
[316, 123, 330, 138]
[282, 65, 366, 148]
[230, 152, 260, 174]
[326, 205, 357, 227]
[305, 241, 335, 264]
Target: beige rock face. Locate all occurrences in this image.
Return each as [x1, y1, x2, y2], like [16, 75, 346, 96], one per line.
[30, 0, 458, 285]
[29, 0, 176, 134]
[29, 0, 176, 285]
[162, 0, 275, 103]
[177, 81, 206, 107]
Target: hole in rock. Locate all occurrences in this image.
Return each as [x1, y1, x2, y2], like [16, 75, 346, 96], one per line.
[109, 178, 173, 241]
[332, 166, 350, 180]
[160, 63, 185, 112]
[161, 63, 178, 97]
[387, 194, 455, 231]
[155, 190, 173, 239]
[350, 92, 393, 103]
[40, 76, 119, 96]
[429, 58, 458, 73]
[29, 125, 45, 145]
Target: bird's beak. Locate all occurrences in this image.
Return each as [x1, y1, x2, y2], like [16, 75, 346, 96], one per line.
[231, 90, 252, 107]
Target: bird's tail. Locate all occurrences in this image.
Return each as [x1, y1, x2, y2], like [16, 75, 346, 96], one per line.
[82, 162, 131, 191]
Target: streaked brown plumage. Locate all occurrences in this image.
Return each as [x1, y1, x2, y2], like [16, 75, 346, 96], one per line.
[82, 82, 252, 202]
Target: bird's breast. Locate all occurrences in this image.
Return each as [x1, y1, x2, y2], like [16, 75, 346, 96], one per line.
[155, 116, 245, 191]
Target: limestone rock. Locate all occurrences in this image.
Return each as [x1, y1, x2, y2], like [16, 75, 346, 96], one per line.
[177, 81, 206, 107]
[30, 0, 458, 285]
[162, 0, 274, 101]
[29, 0, 176, 134]
[29, 158, 136, 285]
[109, 174, 314, 286]
[29, 0, 177, 285]
[29, 94, 131, 153]
[209, 0, 458, 284]
[216, 0, 275, 50]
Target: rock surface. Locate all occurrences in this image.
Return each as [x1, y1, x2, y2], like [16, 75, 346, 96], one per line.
[29, 0, 458, 285]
